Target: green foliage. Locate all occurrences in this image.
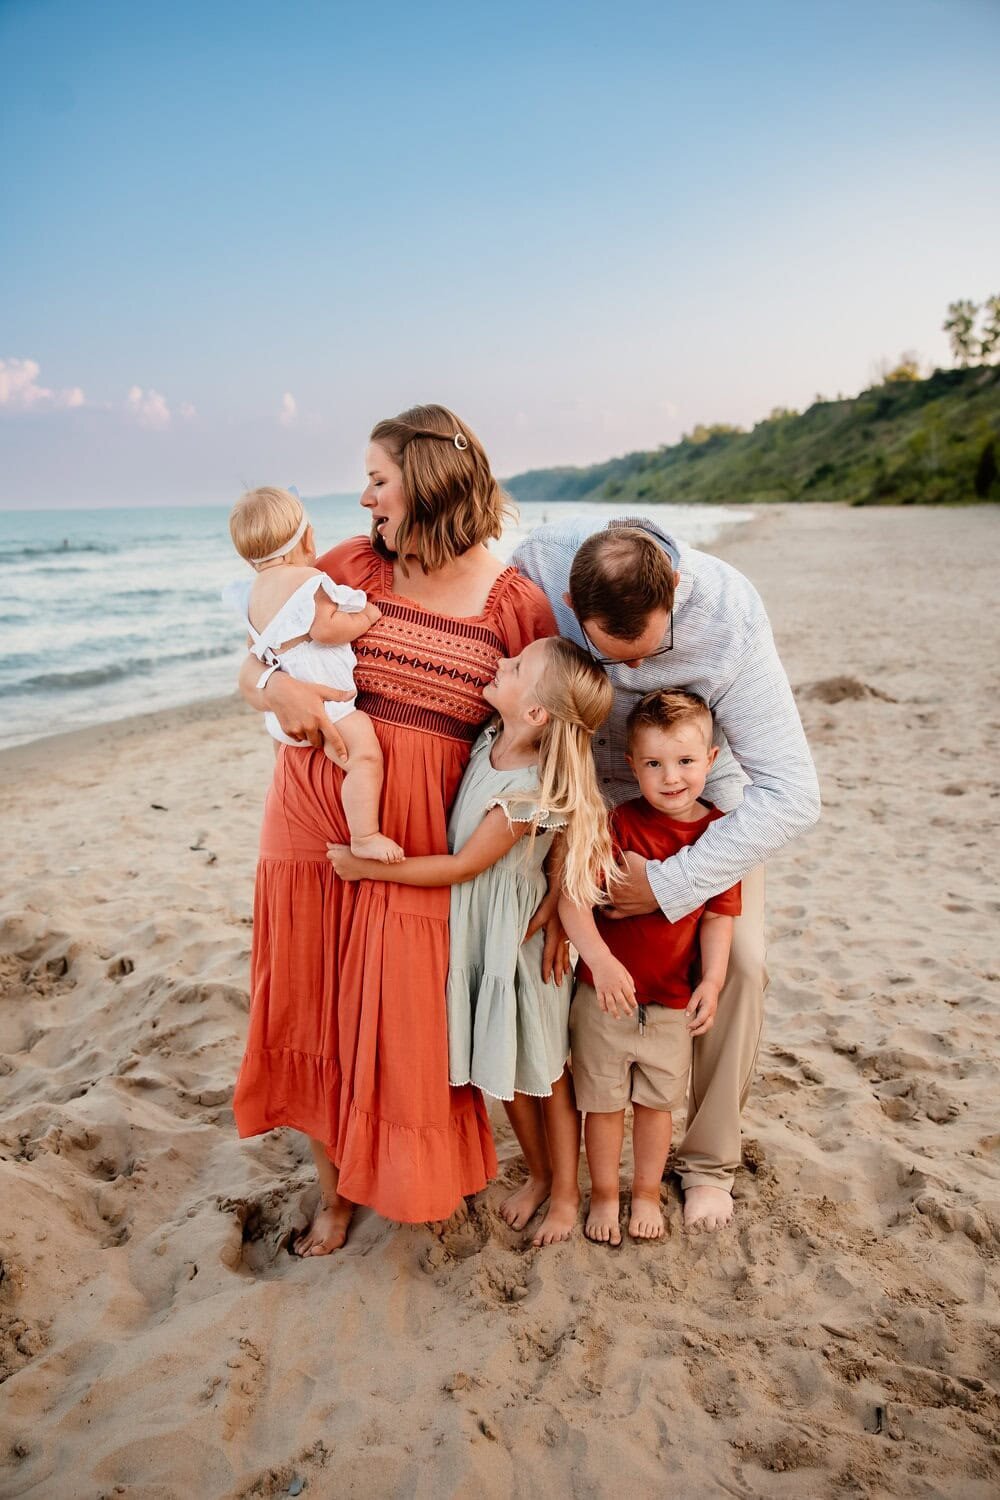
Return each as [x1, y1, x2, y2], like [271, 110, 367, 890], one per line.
[944, 301, 979, 366]
[980, 296, 1000, 363]
[974, 440, 998, 499]
[505, 366, 1000, 509]
[684, 422, 745, 445]
[884, 352, 921, 383]
[943, 297, 1000, 366]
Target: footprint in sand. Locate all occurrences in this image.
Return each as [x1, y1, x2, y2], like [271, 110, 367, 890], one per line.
[218, 1186, 302, 1274]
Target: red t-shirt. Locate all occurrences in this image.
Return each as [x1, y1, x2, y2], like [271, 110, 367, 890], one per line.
[577, 799, 742, 1008]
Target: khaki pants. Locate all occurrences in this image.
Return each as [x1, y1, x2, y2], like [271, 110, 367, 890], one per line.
[675, 863, 767, 1193]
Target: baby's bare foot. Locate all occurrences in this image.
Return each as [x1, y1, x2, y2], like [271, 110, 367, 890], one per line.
[584, 1195, 622, 1246]
[499, 1175, 551, 1230]
[532, 1193, 580, 1247]
[351, 833, 405, 864]
[683, 1184, 734, 1233]
[293, 1200, 353, 1257]
[628, 1191, 665, 1240]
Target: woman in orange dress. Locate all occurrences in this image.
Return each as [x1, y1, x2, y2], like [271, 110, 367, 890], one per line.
[233, 405, 557, 1252]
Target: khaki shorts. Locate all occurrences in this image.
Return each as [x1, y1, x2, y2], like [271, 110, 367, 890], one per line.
[569, 981, 692, 1113]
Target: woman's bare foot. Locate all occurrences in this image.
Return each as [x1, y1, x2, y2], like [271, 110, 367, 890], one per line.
[350, 832, 405, 863]
[584, 1195, 622, 1246]
[293, 1199, 354, 1257]
[499, 1174, 551, 1230]
[683, 1184, 734, 1233]
[532, 1193, 580, 1247]
[628, 1191, 665, 1240]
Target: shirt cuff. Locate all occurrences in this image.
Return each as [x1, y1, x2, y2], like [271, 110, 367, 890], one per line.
[646, 854, 699, 924]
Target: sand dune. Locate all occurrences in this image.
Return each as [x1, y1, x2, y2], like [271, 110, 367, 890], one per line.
[1, 504, 998, 1499]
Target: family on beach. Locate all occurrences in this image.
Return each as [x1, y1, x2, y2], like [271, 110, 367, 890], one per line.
[224, 404, 820, 1254]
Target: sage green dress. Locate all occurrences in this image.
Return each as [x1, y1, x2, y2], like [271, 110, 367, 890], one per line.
[446, 723, 571, 1102]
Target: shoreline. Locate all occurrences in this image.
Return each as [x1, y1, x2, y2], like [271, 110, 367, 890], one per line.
[1, 498, 755, 760]
[0, 501, 772, 766]
[1, 502, 998, 1498]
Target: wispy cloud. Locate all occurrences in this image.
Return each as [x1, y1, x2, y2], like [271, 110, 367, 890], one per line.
[278, 392, 297, 427]
[126, 385, 172, 430]
[0, 357, 86, 411]
[0, 357, 202, 434]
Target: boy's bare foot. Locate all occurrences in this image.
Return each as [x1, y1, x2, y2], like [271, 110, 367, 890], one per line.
[293, 1199, 354, 1256]
[499, 1174, 551, 1230]
[628, 1192, 665, 1240]
[584, 1195, 622, 1247]
[532, 1193, 580, 1247]
[351, 833, 405, 864]
[683, 1184, 734, 1233]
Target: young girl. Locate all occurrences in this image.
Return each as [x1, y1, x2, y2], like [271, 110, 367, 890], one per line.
[225, 486, 403, 863]
[328, 634, 617, 1246]
[328, 633, 617, 1242]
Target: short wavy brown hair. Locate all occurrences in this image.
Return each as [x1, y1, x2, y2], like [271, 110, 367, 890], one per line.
[568, 527, 676, 640]
[369, 403, 515, 573]
[627, 689, 713, 749]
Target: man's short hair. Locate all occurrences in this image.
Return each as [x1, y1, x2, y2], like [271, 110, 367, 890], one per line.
[626, 689, 714, 749]
[568, 527, 676, 641]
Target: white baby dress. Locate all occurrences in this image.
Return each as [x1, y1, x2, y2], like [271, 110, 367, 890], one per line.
[222, 573, 368, 745]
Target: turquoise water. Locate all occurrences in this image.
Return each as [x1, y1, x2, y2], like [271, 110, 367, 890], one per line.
[0, 498, 751, 749]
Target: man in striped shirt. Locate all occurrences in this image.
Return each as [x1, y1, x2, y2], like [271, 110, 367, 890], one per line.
[512, 516, 821, 1231]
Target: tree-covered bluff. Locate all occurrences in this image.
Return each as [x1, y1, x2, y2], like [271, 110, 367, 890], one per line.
[505, 365, 1000, 508]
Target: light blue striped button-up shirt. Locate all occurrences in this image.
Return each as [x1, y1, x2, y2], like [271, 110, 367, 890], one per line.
[511, 514, 821, 922]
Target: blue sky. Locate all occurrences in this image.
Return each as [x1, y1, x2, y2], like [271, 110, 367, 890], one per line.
[2, 0, 998, 507]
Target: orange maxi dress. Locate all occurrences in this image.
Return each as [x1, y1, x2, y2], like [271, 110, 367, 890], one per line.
[233, 535, 558, 1222]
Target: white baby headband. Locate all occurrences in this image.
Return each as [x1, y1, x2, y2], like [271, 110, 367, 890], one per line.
[252, 509, 310, 565]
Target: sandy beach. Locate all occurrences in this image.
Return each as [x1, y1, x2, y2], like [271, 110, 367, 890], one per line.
[1, 503, 998, 1500]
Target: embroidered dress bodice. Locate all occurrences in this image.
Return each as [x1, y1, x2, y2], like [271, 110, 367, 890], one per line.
[350, 557, 521, 744]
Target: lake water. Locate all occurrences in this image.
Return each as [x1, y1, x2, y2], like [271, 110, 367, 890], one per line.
[0, 498, 752, 749]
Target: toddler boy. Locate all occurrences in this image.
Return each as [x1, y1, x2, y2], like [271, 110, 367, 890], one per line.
[560, 690, 741, 1244]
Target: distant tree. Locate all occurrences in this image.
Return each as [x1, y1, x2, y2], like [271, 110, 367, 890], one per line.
[943, 300, 979, 365]
[978, 295, 1000, 363]
[884, 352, 921, 383]
[767, 406, 798, 420]
[684, 422, 744, 445]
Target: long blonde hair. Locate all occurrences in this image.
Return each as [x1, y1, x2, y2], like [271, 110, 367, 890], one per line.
[510, 637, 619, 910]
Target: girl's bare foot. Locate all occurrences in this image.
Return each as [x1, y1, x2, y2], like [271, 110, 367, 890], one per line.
[683, 1184, 734, 1233]
[351, 832, 405, 863]
[499, 1174, 551, 1230]
[584, 1195, 622, 1246]
[628, 1192, 665, 1240]
[293, 1199, 354, 1256]
[531, 1193, 580, 1247]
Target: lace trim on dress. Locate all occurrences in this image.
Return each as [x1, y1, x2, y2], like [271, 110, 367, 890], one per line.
[484, 795, 568, 832]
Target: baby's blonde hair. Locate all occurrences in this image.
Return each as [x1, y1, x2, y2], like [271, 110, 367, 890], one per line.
[509, 637, 619, 909]
[230, 486, 304, 565]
